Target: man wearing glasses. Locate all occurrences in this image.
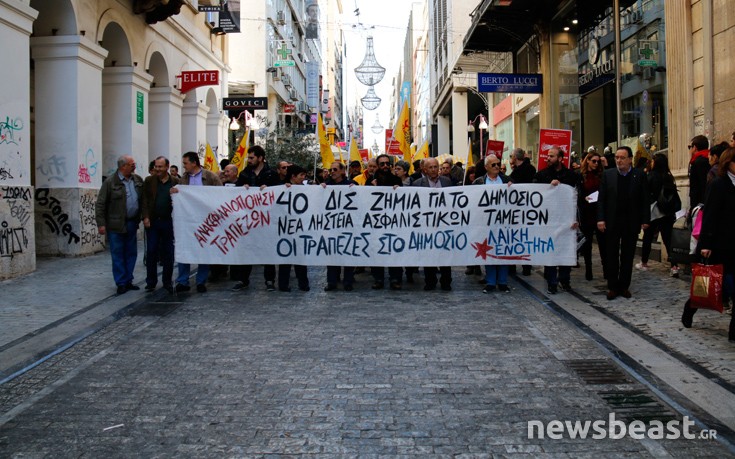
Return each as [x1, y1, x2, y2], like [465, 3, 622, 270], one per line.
[324, 161, 358, 291]
[412, 157, 454, 290]
[369, 154, 404, 289]
[597, 146, 650, 300]
[276, 160, 291, 184]
[534, 147, 580, 294]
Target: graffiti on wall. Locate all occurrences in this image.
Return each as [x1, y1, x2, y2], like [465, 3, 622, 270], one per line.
[0, 116, 23, 145]
[78, 148, 98, 184]
[0, 221, 28, 259]
[0, 186, 32, 259]
[35, 188, 80, 244]
[37, 155, 68, 183]
[79, 191, 102, 247]
[0, 115, 26, 184]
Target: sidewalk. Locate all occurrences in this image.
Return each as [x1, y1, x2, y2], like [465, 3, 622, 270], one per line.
[0, 242, 155, 381]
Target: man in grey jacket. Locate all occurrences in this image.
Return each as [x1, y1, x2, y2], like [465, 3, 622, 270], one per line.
[96, 155, 143, 295]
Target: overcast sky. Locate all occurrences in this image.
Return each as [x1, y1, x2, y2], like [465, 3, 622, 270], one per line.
[338, 0, 415, 151]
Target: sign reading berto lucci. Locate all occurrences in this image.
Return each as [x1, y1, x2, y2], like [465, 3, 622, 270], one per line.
[172, 185, 577, 267]
[478, 73, 543, 94]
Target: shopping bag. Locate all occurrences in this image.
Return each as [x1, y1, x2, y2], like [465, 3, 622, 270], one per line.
[692, 209, 704, 239]
[689, 262, 724, 312]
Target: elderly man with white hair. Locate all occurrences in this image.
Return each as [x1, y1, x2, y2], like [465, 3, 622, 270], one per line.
[473, 155, 512, 293]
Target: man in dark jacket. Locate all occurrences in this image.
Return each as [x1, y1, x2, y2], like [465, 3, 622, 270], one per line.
[509, 148, 537, 275]
[369, 154, 404, 290]
[142, 156, 179, 292]
[534, 147, 580, 294]
[232, 145, 282, 292]
[688, 134, 710, 209]
[412, 157, 454, 290]
[324, 161, 358, 291]
[96, 155, 143, 295]
[597, 146, 650, 300]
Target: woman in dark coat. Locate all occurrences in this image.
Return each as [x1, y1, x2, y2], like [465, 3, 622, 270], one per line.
[636, 153, 680, 277]
[578, 151, 606, 280]
[682, 148, 735, 342]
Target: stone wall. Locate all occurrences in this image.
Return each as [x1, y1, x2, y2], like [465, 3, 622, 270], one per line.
[34, 187, 104, 257]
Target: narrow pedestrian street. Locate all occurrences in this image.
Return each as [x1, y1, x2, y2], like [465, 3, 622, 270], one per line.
[1, 257, 732, 457]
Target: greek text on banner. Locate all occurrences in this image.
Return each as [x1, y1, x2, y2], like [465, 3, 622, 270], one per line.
[172, 184, 577, 267]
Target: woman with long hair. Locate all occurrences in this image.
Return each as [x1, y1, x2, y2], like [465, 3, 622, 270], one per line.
[636, 153, 681, 277]
[578, 151, 606, 280]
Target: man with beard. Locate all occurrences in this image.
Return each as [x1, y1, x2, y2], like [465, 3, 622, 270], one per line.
[369, 154, 403, 290]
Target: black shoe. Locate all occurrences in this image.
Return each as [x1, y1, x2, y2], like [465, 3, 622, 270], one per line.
[266, 281, 276, 292]
[483, 285, 496, 294]
[406, 274, 414, 284]
[231, 281, 249, 291]
[440, 284, 452, 291]
[606, 290, 618, 300]
[465, 267, 474, 275]
[620, 289, 632, 299]
[344, 285, 353, 291]
[522, 266, 532, 276]
[390, 282, 402, 291]
[681, 300, 694, 328]
[324, 284, 338, 291]
[546, 285, 558, 295]
[498, 284, 510, 293]
[560, 283, 573, 292]
[117, 285, 128, 295]
[145, 285, 156, 292]
[175, 284, 190, 293]
[196, 284, 207, 293]
[424, 284, 436, 291]
[371, 282, 384, 290]
[279, 287, 291, 292]
[126, 284, 140, 291]
[585, 266, 593, 281]
[474, 266, 483, 275]
[299, 285, 310, 292]
[163, 285, 174, 293]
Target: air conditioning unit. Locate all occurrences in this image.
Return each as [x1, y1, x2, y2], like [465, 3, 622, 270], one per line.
[272, 69, 281, 81]
[281, 74, 291, 87]
[276, 11, 286, 25]
[298, 101, 307, 112]
[642, 67, 655, 80]
[289, 88, 298, 101]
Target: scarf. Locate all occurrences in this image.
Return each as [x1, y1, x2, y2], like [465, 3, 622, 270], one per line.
[690, 149, 709, 164]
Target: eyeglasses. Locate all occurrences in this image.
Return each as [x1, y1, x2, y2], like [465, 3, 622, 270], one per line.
[687, 144, 693, 149]
[330, 168, 340, 172]
[378, 162, 390, 166]
[489, 163, 500, 167]
[589, 159, 599, 164]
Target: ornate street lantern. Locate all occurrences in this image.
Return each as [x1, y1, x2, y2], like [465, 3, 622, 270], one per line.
[354, 37, 385, 86]
[361, 86, 381, 110]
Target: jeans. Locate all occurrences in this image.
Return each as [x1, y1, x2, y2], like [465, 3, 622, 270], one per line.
[544, 265, 571, 287]
[485, 265, 509, 286]
[145, 219, 174, 288]
[177, 263, 210, 286]
[108, 220, 139, 287]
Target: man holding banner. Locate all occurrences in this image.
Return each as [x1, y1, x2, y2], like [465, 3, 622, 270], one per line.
[232, 145, 281, 292]
[324, 161, 358, 292]
[173, 151, 222, 293]
[412, 157, 454, 291]
[534, 147, 580, 294]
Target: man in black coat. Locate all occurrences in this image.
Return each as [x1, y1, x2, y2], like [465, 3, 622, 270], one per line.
[369, 155, 404, 290]
[687, 134, 710, 209]
[597, 146, 650, 300]
[533, 147, 579, 294]
[509, 148, 536, 185]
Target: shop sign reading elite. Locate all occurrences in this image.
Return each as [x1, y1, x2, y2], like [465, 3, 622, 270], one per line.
[178, 70, 219, 93]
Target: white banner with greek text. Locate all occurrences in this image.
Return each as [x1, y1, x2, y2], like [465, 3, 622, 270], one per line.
[172, 184, 577, 266]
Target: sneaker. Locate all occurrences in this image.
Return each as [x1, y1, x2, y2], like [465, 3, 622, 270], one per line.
[196, 284, 207, 293]
[482, 285, 496, 294]
[231, 281, 248, 292]
[266, 281, 276, 292]
[498, 284, 511, 293]
[175, 284, 190, 293]
[546, 285, 558, 295]
[670, 266, 680, 278]
[635, 262, 649, 271]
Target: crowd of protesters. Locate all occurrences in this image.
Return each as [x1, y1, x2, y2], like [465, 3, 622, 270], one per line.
[95, 131, 735, 342]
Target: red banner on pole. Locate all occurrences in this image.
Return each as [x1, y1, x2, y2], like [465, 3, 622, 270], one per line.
[485, 140, 505, 159]
[538, 128, 573, 169]
[178, 70, 219, 93]
[359, 149, 369, 162]
[385, 129, 401, 156]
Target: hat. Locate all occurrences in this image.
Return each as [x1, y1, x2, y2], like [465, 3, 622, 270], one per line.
[349, 160, 361, 168]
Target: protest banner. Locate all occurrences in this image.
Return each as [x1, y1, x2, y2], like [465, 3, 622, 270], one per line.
[485, 140, 505, 159]
[172, 184, 577, 267]
[538, 128, 573, 169]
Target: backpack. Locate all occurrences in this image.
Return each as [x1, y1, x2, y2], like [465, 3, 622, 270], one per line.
[656, 179, 681, 215]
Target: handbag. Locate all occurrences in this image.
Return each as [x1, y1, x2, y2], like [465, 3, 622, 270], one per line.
[669, 217, 692, 265]
[689, 262, 724, 312]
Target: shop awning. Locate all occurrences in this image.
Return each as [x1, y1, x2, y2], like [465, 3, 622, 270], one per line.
[463, 0, 560, 53]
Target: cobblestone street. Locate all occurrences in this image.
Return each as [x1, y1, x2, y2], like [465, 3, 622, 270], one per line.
[1, 264, 732, 457]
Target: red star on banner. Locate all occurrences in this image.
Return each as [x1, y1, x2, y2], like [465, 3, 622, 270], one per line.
[472, 238, 493, 260]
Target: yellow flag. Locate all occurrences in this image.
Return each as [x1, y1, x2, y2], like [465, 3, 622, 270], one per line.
[349, 137, 363, 172]
[394, 100, 411, 163]
[203, 143, 219, 172]
[414, 140, 429, 160]
[230, 128, 250, 174]
[466, 138, 474, 168]
[318, 113, 334, 168]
